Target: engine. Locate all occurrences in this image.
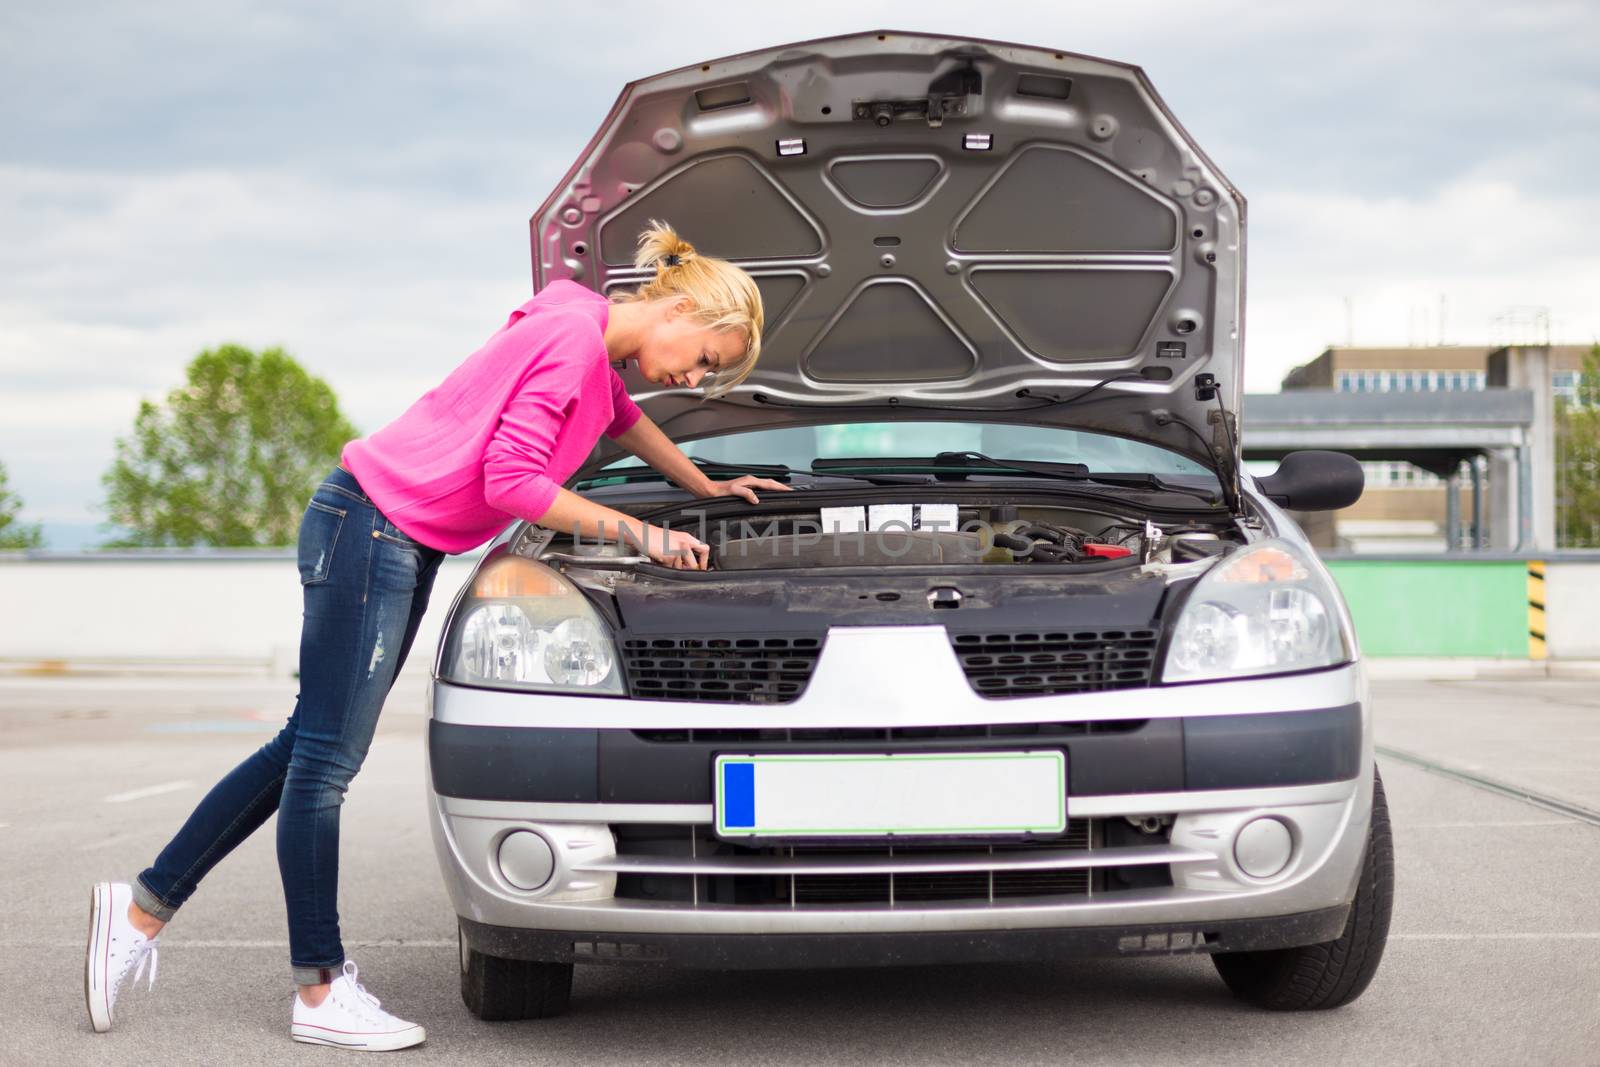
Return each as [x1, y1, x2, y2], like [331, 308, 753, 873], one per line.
[631, 501, 1239, 571]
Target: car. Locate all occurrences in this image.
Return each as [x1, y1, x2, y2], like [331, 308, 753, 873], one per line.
[424, 29, 1389, 1020]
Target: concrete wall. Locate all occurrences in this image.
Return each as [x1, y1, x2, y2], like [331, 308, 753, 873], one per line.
[2, 551, 1598, 669]
[0, 552, 480, 675]
[1543, 561, 1600, 659]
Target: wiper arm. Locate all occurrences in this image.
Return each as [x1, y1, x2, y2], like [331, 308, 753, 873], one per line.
[933, 451, 1090, 478]
[1073, 471, 1221, 503]
[806, 468, 937, 486]
[688, 457, 795, 479]
[685, 457, 939, 485]
[575, 458, 797, 490]
[814, 452, 1090, 478]
[578, 459, 931, 492]
[935, 452, 1218, 501]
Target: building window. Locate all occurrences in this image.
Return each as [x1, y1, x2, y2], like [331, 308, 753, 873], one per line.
[1552, 371, 1592, 406]
[1335, 369, 1485, 393]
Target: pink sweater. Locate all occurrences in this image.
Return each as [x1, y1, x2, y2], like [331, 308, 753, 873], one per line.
[341, 281, 643, 553]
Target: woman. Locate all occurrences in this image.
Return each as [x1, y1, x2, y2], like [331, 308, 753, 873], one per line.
[84, 221, 786, 1049]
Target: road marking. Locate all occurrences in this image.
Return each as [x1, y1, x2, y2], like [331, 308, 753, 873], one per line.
[1377, 745, 1600, 827]
[1400, 819, 1577, 828]
[103, 780, 194, 804]
[1390, 933, 1600, 941]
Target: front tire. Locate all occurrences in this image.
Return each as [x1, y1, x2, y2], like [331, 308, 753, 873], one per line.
[458, 923, 574, 1021]
[1212, 767, 1394, 1010]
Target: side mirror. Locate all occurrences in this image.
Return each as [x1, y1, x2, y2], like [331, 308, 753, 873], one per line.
[1256, 451, 1364, 511]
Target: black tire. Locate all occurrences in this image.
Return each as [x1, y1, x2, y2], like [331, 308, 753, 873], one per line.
[1212, 767, 1394, 1011]
[458, 923, 574, 1021]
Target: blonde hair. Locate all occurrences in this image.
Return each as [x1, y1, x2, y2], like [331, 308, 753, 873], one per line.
[610, 219, 764, 399]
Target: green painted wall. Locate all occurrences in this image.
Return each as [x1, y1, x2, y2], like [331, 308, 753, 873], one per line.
[1324, 560, 1527, 658]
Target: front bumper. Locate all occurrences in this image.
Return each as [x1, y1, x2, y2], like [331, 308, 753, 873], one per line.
[427, 629, 1372, 962]
[459, 907, 1351, 969]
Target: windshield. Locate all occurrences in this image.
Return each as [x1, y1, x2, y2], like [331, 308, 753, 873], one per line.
[601, 422, 1217, 481]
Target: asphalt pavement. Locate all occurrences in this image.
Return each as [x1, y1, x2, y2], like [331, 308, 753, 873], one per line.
[1, 673, 1597, 1066]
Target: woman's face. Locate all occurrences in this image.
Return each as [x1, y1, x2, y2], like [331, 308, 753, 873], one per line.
[635, 299, 747, 389]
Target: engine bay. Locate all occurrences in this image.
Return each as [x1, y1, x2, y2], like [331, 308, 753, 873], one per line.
[534, 496, 1243, 574]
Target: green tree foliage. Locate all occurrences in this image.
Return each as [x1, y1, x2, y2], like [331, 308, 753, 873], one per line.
[103, 344, 358, 547]
[1555, 343, 1600, 548]
[0, 461, 44, 549]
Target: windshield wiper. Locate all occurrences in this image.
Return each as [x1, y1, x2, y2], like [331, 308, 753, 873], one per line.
[688, 458, 793, 478]
[940, 451, 1222, 503]
[573, 459, 785, 490]
[813, 452, 1221, 504]
[577, 458, 933, 492]
[807, 473, 937, 485]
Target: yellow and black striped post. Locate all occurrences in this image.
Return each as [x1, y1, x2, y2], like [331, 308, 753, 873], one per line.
[1528, 560, 1547, 660]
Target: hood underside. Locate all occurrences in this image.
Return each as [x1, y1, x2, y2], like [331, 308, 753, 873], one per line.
[533, 31, 1245, 485]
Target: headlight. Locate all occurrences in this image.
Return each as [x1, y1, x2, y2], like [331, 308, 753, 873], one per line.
[1162, 539, 1353, 683]
[440, 556, 624, 694]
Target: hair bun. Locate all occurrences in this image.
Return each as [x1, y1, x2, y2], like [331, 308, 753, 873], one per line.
[634, 218, 697, 272]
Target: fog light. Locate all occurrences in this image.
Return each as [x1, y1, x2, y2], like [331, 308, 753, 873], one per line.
[1233, 817, 1292, 878]
[497, 830, 555, 890]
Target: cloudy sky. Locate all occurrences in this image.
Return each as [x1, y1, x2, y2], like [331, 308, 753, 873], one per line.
[3, 1, 1597, 536]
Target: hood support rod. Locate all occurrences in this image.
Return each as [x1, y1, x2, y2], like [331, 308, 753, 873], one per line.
[1194, 374, 1242, 514]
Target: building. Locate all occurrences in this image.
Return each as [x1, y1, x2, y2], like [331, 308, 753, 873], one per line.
[1278, 344, 1593, 551]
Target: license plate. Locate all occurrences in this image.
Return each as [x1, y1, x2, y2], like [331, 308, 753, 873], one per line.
[714, 751, 1066, 838]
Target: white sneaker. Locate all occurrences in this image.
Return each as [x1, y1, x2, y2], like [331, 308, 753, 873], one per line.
[291, 960, 426, 1051]
[84, 882, 160, 1033]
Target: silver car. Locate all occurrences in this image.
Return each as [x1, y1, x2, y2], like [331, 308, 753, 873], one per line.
[426, 30, 1390, 1019]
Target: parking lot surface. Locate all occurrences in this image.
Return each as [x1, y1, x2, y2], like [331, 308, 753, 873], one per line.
[2, 674, 1597, 1065]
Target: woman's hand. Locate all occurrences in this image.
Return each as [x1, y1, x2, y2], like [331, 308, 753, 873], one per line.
[640, 525, 711, 570]
[700, 475, 793, 504]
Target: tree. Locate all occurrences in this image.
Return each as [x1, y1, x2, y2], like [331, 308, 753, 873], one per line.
[103, 344, 359, 547]
[1555, 343, 1600, 548]
[0, 461, 44, 549]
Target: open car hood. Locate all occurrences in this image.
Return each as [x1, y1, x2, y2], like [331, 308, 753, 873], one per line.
[534, 31, 1245, 497]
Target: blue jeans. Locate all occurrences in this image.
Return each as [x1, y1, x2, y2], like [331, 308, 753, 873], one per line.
[132, 467, 447, 984]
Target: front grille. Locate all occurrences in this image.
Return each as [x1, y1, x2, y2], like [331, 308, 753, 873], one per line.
[603, 820, 1177, 908]
[620, 634, 824, 704]
[618, 627, 1161, 704]
[951, 629, 1160, 698]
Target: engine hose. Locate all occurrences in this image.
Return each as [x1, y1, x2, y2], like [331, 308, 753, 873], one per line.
[992, 532, 1036, 553]
[1015, 523, 1067, 544]
[993, 529, 1090, 563]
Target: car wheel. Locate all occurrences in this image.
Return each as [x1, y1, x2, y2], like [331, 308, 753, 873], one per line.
[1212, 767, 1394, 1011]
[458, 922, 574, 1021]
